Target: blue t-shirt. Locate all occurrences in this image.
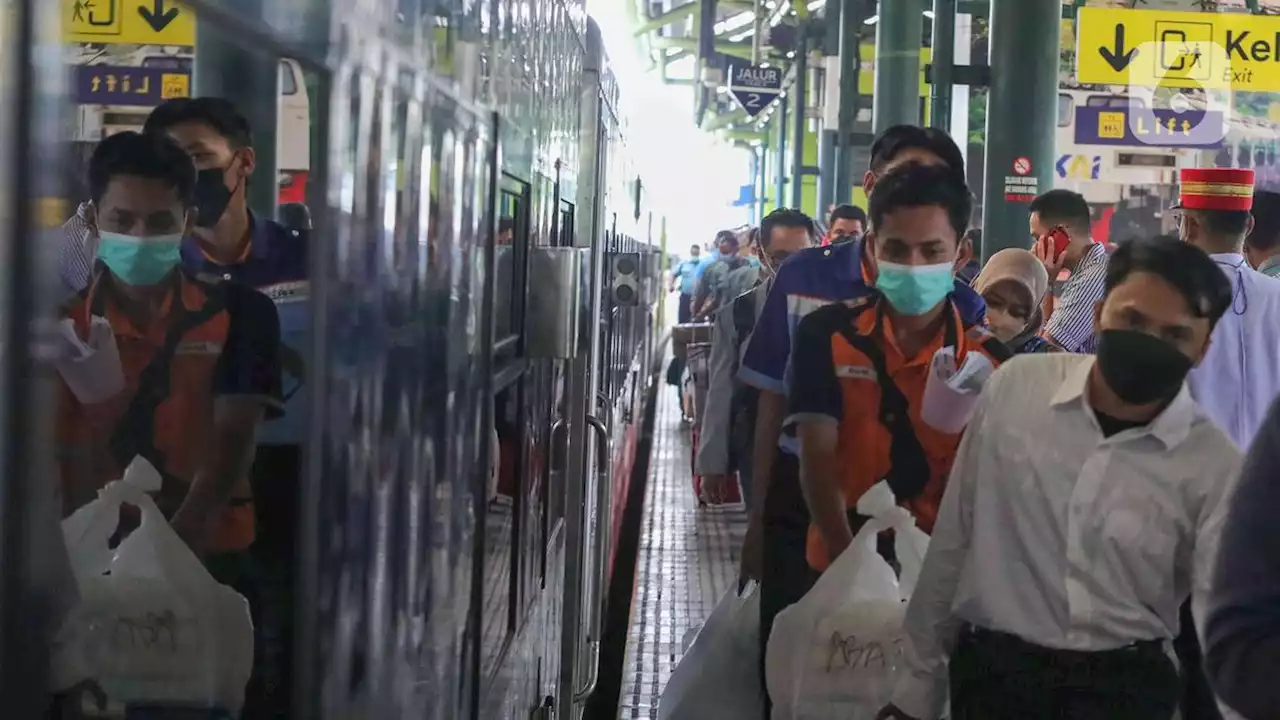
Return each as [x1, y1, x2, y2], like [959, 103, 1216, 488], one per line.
[181, 212, 309, 446]
[738, 238, 985, 455]
[674, 257, 702, 294]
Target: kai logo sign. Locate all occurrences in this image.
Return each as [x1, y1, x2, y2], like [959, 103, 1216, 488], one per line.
[1075, 7, 1280, 91]
[1056, 155, 1102, 181]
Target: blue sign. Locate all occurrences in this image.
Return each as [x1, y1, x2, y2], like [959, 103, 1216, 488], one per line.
[729, 64, 783, 117]
[73, 64, 191, 107]
[1073, 106, 1225, 149]
[732, 183, 756, 207]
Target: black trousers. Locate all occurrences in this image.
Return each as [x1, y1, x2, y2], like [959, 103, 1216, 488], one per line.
[950, 625, 1180, 720]
[678, 292, 693, 324]
[1175, 599, 1223, 720]
[758, 453, 820, 720]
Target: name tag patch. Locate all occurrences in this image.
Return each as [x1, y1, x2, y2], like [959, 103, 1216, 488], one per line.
[174, 341, 222, 355]
[835, 365, 876, 381]
[261, 280, 309, 304]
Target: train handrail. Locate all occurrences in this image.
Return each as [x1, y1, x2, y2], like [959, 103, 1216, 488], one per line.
[574, 413, 611, 703]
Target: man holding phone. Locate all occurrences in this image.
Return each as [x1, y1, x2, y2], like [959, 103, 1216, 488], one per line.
[1029, 189, 1108, 352]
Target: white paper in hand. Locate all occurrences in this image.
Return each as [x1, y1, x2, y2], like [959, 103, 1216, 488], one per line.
[920, 346, 993, 434]
[53, 316, 124, 405]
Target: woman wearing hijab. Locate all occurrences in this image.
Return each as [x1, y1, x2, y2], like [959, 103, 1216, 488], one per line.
[972, 248, 1055, 354]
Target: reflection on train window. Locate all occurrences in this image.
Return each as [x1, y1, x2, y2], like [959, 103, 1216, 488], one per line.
[494, 178, 529, 348]
[559, 201, 574, 247]
[481, 388, 518, 680]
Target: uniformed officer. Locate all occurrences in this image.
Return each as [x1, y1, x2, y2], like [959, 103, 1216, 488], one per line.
[787, 163, 1009, 572]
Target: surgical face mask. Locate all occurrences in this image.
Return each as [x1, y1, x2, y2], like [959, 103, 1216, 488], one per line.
[985, 306, 1026, 343]
[96, 231, 183, 286]
[747, 255, 761, 269]
[874, 260, 955, 316]
[1095, 329, 1193, 405]
[193, 160, 243, 228]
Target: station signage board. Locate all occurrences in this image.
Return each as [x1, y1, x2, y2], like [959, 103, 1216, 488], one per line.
[1073, 106, 1225, 148]
[64, 0, 195, 46]
[1076, 6, 1280, 91]
[73, 64, 191, 106]
[729, 64, 782, 117]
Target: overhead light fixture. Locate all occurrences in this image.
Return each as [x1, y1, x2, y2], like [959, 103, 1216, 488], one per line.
[806, 0, 826, 10]
[862, 9, 932, 25]
[714, 11, 755, 34]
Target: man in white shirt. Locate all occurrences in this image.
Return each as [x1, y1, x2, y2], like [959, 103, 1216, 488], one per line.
[1179, 167, 1280, 449]
[879, 236, 1240, 720]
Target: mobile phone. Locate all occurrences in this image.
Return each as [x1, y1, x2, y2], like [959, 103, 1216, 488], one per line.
[1045, 226, 1071, 261]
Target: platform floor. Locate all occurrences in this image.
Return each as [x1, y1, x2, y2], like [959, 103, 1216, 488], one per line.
[617, 383, 749, 719]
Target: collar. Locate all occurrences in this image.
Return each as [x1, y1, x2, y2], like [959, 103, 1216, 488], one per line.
[1209, 252, 1247, 268]
[867, 296, 963, 370]
[1075, 241, 1107, 270]
[85, 267, 205, 339]
[195, 210, 273, 266]
[1050, 355, 1198, 449]
[1259, 255, 1280, 277]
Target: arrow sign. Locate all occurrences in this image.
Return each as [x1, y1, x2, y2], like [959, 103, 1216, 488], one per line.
[138, 0, 179, 32]
[728, 64, 783, 118]
[1099, 25, 1137, 72]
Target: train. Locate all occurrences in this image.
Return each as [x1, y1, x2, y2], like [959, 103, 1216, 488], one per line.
[291, 3, 667, 720]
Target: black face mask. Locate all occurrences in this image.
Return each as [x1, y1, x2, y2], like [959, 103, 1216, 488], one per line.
[193, 165, 240, 229]
[1095, 329, 1194, 405]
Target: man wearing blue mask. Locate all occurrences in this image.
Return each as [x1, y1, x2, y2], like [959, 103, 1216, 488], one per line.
[739, 126, 983, 719]
[57, 130, 281, 568]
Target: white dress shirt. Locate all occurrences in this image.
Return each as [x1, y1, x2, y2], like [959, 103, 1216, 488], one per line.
[1187, 252, 1280, 449]
[891, 354, 1242, 720]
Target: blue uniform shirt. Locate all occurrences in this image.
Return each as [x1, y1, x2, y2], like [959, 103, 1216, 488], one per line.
[182, 212, 309, 446]
[674, 258, 702, 294]
[738, 238, 985, 455]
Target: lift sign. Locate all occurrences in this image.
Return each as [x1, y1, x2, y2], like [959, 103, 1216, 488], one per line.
[729, 65, 783, 118]
[1076, 6, 1280, 92]
[73, 65, 191, 107]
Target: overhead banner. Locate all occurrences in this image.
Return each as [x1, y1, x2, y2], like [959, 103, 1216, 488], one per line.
[728, 64, 782, 118]
[1076, 6, 1280, 91]
[64, 0, 195, 46]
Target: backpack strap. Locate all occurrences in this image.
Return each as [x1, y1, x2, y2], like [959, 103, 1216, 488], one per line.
[103, 276, 229, 510]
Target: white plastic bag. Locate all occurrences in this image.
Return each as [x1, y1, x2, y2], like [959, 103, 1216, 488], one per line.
[52, 457, 254, 715]
[52, 315, 125, 405]
[659, 581, 764, 720]
[766, 483, 930, 720]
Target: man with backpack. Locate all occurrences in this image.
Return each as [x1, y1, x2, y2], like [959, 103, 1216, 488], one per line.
[696, 210, 816, 507]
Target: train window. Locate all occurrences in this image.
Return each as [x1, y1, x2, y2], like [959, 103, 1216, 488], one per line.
[1058, 93, 1073, 127]
[1086, 94, 1146, 109]
[280, 60, 299, 96]
[494, 176, 530, 355]
[559, 200, 575, 246]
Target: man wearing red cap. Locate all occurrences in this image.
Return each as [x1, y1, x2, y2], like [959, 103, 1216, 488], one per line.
[1178, 167, 1280, 449]
[1177, 166, 1280, 720]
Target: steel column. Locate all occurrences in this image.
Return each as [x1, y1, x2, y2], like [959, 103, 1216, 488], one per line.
[980, 0, 1060, 261]
[818, 129, 837, 216]
[757, 143, 768, 220]
[872, 0, 923, 132]
[832, 0, 862, 203]
[193, 0, 280, 219]
[790, 34, 808, 209]
[929, 0, 955, 131]
[776, 98, 788, 211]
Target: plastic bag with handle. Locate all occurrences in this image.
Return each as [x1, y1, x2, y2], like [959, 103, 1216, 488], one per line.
[766, 482, 930, 720]
[658, 581, 764, 720]
[52, 457, 254, 715]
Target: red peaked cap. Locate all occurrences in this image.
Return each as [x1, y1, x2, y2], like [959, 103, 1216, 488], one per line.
[1178, 167, 1255, 212]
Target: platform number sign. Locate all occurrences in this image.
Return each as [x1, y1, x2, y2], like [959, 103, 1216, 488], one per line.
[729, 64, 783, 117]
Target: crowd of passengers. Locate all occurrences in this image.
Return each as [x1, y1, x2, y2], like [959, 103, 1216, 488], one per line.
[680, 124, 1280, 719]
[43, 97, 305, 718]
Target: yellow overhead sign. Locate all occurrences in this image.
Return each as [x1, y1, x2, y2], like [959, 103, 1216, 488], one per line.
[64, 0, 195, 47]
[1076, 6, 1280, 91]
[858, 45, 931, 97]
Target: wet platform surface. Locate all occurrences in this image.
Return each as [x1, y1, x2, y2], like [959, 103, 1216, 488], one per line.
[617, 383, 748, 719]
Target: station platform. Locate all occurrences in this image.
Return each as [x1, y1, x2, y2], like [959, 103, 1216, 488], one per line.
[617, 384, 748, 719]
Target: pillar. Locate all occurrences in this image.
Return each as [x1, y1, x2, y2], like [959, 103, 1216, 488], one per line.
[980, 0, 1060, 261]
[790, 34, 808, 209]
[832, 0, 862, 204]
[929, 0, 955, 131]
[817, 129, 836, 216]
[872, 0, 923, 133]
[194, 0, 280, 219]
[775, 98, 788, 212]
